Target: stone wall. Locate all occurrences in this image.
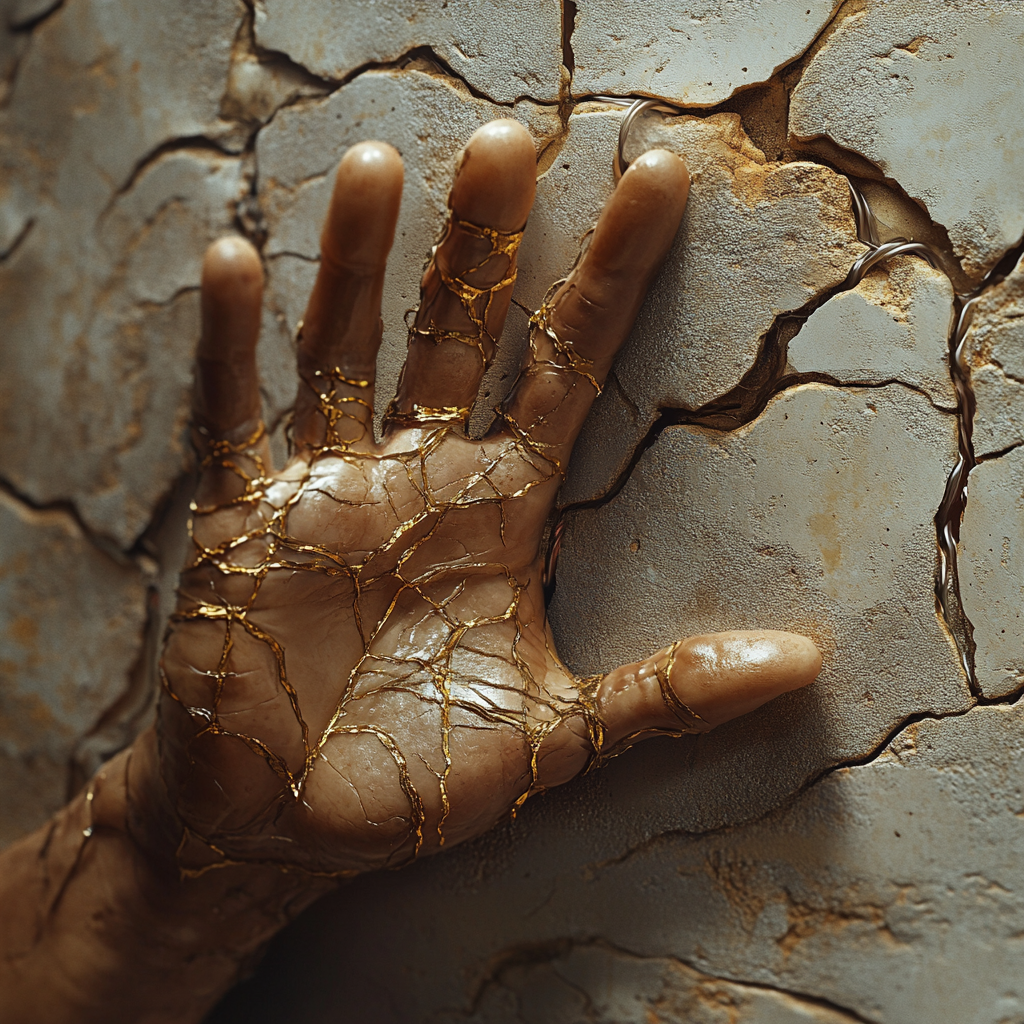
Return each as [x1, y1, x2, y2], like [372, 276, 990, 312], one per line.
[1, 1, 1022, 1021]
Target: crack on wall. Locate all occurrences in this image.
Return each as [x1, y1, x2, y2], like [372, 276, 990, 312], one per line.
[0, 474, 142, 569]
[0, 215, 34, 261]
[976, 439, 1024, 463]
[103, 136, 239, 218]
[68, 584, 159, 796]
[590, 682, 1024, 877]
[7, 0, 64, 33]
[453, 936, 877, 1024]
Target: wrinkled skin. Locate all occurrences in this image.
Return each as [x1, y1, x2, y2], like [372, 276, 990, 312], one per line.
[160, 120, 821, 876]
[0, 120, 822, 1023]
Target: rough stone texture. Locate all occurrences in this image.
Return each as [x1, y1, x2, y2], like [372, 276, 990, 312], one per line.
[255, 0, 563, 104]
[0, 0, 247, 546]
[541, 108, 865, 505]
[550, 383, 968, 830]
[0, 491, 146, 846]
[1, 1, 1020, 1020]
[435, 945, 858, 1023]
[790, 0, 1024, 280]
[959, 449, 1024, 701]
[570, 0, 841, 108]
[788, 257, 955, 408]
[209, 705, 1024, 1024]
[965, 256, 1024, 458]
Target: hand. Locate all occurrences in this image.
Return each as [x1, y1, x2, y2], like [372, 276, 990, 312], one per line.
[157, 120, 822, 877]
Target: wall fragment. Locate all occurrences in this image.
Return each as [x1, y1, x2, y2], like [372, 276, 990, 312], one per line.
[959, 448, 1024, 700]
[255, 0, 564, 104]
[790, 0, 1024, 279]
[0, 0, 247, 546]
[788, 256, 955, 408]
[0, 491, 146, 845]
[570, 0, 841, 107]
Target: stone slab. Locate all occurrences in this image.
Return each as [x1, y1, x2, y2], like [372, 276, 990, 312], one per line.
[0, 0, 246, 546]
[790, 0, 1024, 280]
[571, 0, 841, 108]
[959, 447, 1024, 700]
[255, 0, 563, 105]
[788, 256, 955, 408]
[0, 492, 146, 846]
[551, 383, 967, 825]
[965, 255, 1024, 458]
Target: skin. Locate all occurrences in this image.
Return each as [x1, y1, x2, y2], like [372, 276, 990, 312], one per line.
[0, 120, 821, 1023]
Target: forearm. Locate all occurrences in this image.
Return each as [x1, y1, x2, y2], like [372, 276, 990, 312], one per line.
[0, 732, 332, 1024]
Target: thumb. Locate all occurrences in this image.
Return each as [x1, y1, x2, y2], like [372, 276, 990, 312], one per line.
[597, 630, 822, 753]
[532, 630, 821, 791]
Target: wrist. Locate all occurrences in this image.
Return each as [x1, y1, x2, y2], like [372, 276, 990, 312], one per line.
[0, 732, 331, 1024]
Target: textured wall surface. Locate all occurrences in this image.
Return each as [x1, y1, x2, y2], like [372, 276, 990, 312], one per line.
[1, 1, 1022, 1021]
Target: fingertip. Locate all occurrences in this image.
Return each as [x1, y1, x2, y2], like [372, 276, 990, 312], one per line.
[322, 140, 404, 270]
[772, 631, 824, 692]
[202, 236, 263, 298]
[673, 630, 822, 729]
[451, 118, 537, 230]
[622, 148, 690, 215]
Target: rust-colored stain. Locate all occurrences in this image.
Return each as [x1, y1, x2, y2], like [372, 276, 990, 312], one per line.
[8, 615, 38, 649]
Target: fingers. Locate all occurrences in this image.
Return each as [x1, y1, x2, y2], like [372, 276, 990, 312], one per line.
[597, 630, 822, 752]
[533, 630, 820, 790]
[501, 149, 689, 465]
[386, 119, 536, 432]
[292, 141, 404, 450]
[193, 236, 269, 507]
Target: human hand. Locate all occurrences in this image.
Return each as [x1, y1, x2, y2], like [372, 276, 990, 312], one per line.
[157, 120, 822, 877]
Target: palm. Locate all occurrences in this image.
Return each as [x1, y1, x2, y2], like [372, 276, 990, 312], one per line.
[157, 122, 819, 878]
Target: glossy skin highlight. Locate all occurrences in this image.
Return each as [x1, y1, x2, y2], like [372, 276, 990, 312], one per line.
[0, 120, 821, 1024]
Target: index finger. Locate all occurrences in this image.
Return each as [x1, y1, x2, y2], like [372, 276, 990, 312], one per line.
[500, 149, 689, 465]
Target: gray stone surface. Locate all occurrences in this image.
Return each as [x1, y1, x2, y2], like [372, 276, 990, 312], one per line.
[570, 0, 841, 107]
[543, 108, 864, 505]
[788, 257, 955, 408]
[965, 256, 1024, 458]
[255, 0, 563, 104]
[1, 2, 1021, 1020]
[0, 0, 247, 546]
[209, 705, 1024, 1024]
[551, 383, 968, 826]
[0, 491, 146, 846]
[959, 448, 1024, 701]
[790, 0, 1024, 280]
[437, 945, 857, 1023]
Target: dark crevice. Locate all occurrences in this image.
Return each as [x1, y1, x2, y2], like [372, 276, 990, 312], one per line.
[0, 216, 34, 261]
[8, 0, 64, 33]
[462, 936, 878, 1024]
[0, 475, 138, 568]
[594, 686, 1024, 872]
[561, 0, 576, 78]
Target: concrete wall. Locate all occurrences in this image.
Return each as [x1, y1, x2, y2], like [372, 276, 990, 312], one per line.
[1, 1, 1022, 1021]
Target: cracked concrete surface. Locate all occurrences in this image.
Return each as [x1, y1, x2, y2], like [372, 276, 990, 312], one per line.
[0, 488, 146, 845]
[570, 0, 842, 108]
[1, 1, 1022, 1020]
[209, 705, 1024, 1024]
[255, 0, 564, 104]
[789, 0, 1024, 280]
